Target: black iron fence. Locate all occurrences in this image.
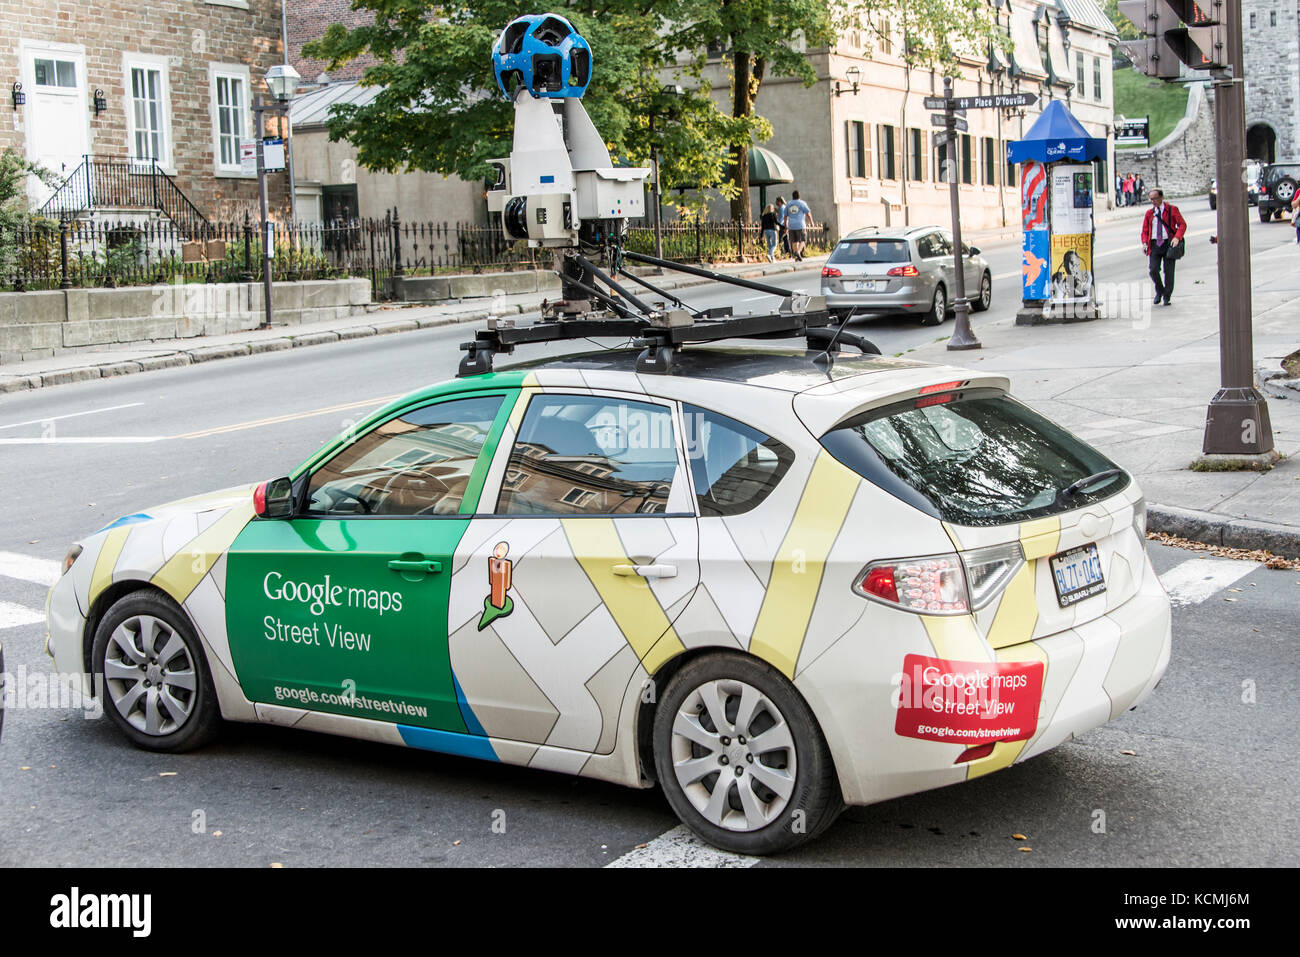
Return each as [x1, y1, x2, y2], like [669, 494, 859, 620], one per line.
[0, 211, 830, 299]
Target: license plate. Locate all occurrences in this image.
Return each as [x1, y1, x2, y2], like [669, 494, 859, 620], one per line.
[1049, 543, 1106, 607]
[852, 280, 885, 292]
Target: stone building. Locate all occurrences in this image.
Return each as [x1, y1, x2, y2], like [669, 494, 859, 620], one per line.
[684, 0, 1120, 236]
[1242, 0, 1299, 163]
[3, 0, 290, 222]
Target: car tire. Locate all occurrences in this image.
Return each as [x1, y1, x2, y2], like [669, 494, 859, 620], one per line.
[920, 284, 946, 326]
[653, 652, 843, 855]
[91, 590, 220, 753]
[971, 271, 992, 312]
[1274, 177, 1298, 206]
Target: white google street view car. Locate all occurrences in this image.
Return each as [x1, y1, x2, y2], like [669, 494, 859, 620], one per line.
[46, 347, 1171, 854]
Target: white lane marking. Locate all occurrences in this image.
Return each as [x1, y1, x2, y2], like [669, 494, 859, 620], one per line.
[0, 437, 164, 445]
[0, 552, 61, 587]
[0, 601, 45, 630]
[0, 402, 145, 432]
[1159, 557, 1259, 607]
[605, 825, 760, 868]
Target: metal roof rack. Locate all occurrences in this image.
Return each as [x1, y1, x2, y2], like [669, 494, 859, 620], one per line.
[457, 249, 880, 377]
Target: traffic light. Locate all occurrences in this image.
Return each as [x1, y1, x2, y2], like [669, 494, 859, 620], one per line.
[1118, 0, 1228, 78]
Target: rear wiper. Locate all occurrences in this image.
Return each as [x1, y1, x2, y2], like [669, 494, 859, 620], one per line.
[1062, 468, 1123, 497]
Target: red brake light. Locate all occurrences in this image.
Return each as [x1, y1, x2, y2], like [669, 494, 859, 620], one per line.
[886, 264, 919, 277]
[860, 565, 898, 603]
[253, 481, 268, 516]
[822, 266, 842, 278]
[920, 380, 965, 394]
[915, 393, 954, 407]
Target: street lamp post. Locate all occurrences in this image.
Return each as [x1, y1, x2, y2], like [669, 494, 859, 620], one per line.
[942, 77, 980, 351]
[251, 64, 300, 330]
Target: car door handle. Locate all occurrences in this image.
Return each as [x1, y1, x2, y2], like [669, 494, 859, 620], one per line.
[387, 559, 442, 574]
[612, 563, 677, 579]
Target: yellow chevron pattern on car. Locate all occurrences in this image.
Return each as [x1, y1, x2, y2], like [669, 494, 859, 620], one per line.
[748, 453, 860, 678]
[1018, 516, 1061, 560]
[986, 561, 1039, 649]
[966, 640, 1050, 779]
[89, 526, 131, 607]
[150, 505, 255, 605]
[561, 517, 684, 673]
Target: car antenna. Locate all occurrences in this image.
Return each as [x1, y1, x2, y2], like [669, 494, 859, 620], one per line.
[813, 307, 859, 371]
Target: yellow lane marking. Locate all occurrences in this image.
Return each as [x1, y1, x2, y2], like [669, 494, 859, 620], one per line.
[89, 527, 131, 606]
[173, 394, 404, 440]
[561, 518, 684, 669]
[749, 454, 860, 678]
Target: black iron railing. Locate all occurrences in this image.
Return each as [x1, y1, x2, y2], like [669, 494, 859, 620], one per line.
[38, 155, 209, 237]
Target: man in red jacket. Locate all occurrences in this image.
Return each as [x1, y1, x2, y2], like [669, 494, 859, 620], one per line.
[1141, 188, 1187, 305]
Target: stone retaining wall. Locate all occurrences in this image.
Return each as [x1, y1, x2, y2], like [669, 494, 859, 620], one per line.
[1117, 83, 1217, 199]
[0, 278, 371, 365]
[389, 270, 562, 302]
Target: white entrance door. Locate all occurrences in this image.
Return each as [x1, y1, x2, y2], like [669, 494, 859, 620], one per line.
[21, 43, 90, 206]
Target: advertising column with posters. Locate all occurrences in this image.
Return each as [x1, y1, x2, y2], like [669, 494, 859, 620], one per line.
[1007, 100, 1107, 325]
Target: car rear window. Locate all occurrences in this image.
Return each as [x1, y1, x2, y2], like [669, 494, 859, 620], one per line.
[819, 388, 1129, 527]
[1265, 165, 1300, 181]
[828, 239, 911, 265]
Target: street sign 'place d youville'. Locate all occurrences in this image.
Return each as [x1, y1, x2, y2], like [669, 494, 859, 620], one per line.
[923, 92, 1038, 111]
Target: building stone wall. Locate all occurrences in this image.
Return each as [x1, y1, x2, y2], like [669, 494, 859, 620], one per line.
[1242, 0, 1300, 162]
[1, 0, 288, 219]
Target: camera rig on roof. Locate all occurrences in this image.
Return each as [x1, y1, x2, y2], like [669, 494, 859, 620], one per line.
[460, 14, 879, 378]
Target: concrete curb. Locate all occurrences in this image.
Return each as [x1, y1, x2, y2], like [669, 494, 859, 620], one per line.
[1256, 356, 1300, 400]
[1147, 503, 1300, 559]
[0, 259, 826, 395]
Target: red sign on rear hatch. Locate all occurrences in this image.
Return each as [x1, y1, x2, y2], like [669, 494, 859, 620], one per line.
[895, 654, 1044, 745]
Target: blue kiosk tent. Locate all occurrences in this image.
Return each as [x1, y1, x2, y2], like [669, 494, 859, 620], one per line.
[1009, 101, 1109, 324]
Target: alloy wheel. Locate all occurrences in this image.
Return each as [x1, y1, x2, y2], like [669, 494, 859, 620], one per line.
[103, 615, 198, 736]
[670, 678, 797, 832]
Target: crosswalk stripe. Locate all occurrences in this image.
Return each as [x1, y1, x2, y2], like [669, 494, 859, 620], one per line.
[0, 552, 61, 587]
[605, 824, 760, 868]
[1158, 557, 1259, 607]
[0, 601, 45, 630]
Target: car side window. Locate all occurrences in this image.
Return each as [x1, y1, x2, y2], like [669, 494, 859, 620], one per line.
[496, 394, 682, 515]
[933, 232, 954, 256]
[683, 405, 795, 517]
[916, 233, 940, 259]
[306, 394, 504, 517]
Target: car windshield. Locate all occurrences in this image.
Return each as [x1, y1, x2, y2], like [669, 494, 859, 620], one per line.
[820, 389, 1129, 526]
[828, 239, 911, 265]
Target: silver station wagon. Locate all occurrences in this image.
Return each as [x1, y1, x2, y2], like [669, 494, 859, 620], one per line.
[820, 226, 993, 326]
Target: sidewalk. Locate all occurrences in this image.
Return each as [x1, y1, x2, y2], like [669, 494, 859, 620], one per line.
[907, 234, 1300, 555]
[0, 256, 826, 393]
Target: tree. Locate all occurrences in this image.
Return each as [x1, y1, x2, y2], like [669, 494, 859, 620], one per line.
[1100, 0, 1145, 42]
[0, 148, 56, 279]
[662, 0, 836, 222]
[305, 1, 737, 200]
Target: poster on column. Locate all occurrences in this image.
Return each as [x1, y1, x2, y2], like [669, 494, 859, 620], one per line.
[1020, 160, 1049, 299]
[1049, 164, 1094, 306]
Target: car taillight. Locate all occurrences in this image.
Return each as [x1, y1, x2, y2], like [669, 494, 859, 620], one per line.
[854, 553, 968, 614]
[853, 543, 1024, 615]
[822, 266, 842, 278]
[886, 264, 919, 277]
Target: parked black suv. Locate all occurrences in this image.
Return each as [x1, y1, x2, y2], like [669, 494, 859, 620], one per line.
[1257, 162, 1300, 221]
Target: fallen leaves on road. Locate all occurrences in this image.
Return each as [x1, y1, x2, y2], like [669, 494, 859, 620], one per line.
[1012, 833, 1027, 840]
[158, 771, 177, 777]
[1146, 531, 1300, 569]
[1018, 847, 1033, 852]
[1120, 749, 1137, 756]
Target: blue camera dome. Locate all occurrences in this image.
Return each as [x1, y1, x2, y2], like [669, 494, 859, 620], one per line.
[492, 13, 592, 100]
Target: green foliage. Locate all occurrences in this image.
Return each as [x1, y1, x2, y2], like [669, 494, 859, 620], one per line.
[836, 0, 1002, 74]
[1101, 0, 1144, 42]
[0, 148, 59, 278]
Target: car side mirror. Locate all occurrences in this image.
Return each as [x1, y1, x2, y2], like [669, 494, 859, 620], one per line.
[254, 477, 295, 519]
[967, 246, 980, 257]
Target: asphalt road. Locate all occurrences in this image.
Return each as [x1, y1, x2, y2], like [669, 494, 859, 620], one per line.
[0, 196, 1296, 867]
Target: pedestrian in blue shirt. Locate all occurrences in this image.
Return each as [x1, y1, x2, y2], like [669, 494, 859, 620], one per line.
[781, 191, 813, 261]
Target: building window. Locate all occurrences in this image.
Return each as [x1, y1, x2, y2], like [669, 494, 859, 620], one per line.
[1005, 142, 1017, 188]
[1076, 51, 1085, 90]
[1092, 57, 1102, 100]
[878, 124, 899, 180]
[981, 137, 997, 185]
[1096, 158, 1108, 194]
[846, 120, 868, 178]
[1270, 11, 1276, 26]
[935, 141, 955, 183]
[908, 127, 926, 181]
[211, 66, 250, 172]
[33, 57, 77, 88]
[878, 18, 893, 55]
[960, 133, 973, 184]
[125, 56, 170, 165]
[1249, 11, 1256, 27]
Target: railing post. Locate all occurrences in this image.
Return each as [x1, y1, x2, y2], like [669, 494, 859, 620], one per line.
[695, 216, 702, 264]
[369, 220, 378, 300]
[391, 208, 405, 279]
[59, 219, 72, 289]
[735, 219, 743, 262]
[84, 155, 92, 210]
[241, 211, 254, 282]
[152, 158, 159, 213]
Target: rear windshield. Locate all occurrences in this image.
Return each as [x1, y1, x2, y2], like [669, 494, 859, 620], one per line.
[1265, 165, 1300, 182]
[828, 239, 911, 265]
[820, 389, 1130, 527]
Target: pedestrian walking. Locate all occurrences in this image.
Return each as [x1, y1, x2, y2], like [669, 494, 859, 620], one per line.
[1141, 188, 1187, 306]
[1292, 189, 1300, 244]
[774, 196, 789, 258]
[1134, 174, 1145, 204]
[760, 204, 780, 262]
[1123, 174, 1135, 207]
[782, 190, 813, 261]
